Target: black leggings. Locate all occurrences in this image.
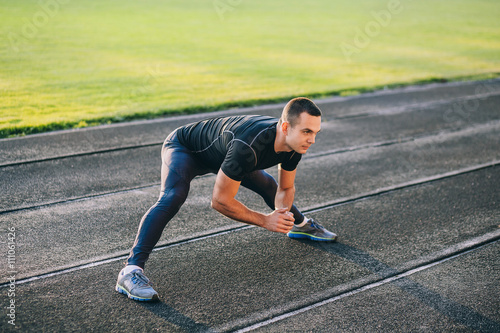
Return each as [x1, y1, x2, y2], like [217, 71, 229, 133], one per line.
[127, 133, 305, 268]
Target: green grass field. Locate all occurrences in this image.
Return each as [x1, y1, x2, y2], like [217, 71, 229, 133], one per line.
[1, 0, 499, 137]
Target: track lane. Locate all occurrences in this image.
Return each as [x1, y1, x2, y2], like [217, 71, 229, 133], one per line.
[1, 93, 499, 212]
[1, 79, 498, 166]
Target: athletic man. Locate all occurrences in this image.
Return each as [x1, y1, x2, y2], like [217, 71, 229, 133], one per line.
[116, 97, 337, 301]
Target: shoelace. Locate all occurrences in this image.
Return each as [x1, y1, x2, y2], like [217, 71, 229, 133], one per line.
[309, 219, 324, 230]
[131, 271, 152, 286]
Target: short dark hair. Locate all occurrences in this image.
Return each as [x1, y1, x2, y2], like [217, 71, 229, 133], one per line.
[279, 97, 322, 127]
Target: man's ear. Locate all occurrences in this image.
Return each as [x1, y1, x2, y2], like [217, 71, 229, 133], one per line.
[281, 121, 289, 135]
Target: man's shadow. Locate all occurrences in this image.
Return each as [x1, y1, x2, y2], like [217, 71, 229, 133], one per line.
[141, 300, 215, 333]
[136, 239, 499, 333]
[297, 239, 500, 333]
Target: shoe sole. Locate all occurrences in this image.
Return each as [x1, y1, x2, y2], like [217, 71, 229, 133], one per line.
[115, 284, 159, 302]
[287, 232, 337, 242]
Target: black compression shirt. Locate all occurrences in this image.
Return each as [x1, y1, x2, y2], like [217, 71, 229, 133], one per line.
[176, 115, 302, 181]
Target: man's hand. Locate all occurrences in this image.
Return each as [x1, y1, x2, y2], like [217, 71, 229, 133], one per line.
[264, 208, 295, 234]
[212, 169, 295, 233]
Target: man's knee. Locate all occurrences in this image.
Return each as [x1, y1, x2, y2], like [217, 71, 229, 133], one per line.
[157, 185, 189, 210]
[257, 171, 278, 189]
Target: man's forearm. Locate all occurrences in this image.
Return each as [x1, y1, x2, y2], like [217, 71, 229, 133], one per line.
[211, 196, 266, 227]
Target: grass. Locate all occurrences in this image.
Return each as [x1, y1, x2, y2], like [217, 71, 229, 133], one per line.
[1, 0, 499, 138]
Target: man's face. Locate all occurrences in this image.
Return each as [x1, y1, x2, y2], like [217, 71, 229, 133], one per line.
[284, 112, 321, 154]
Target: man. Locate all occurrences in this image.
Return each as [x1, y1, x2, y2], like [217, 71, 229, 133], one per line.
[116, 97, 337, 301]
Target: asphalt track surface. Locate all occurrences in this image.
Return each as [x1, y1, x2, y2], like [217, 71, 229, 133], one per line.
[1, 79, 499, 332]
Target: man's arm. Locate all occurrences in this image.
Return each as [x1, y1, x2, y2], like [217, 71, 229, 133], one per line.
[211, 169, 294, 234]
[275, 165, 296, 211]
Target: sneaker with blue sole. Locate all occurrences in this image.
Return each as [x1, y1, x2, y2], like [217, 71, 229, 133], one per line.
[287, 218, 337, 242]
[116, 269, 159, 301]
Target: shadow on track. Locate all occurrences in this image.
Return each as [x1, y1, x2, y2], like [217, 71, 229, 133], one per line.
[298, 240, 500, 333]
[141, 301, 216, 333]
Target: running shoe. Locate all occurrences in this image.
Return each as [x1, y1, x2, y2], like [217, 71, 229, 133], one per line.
[116, 269, 159, 301]
[287, 218, 337, 242]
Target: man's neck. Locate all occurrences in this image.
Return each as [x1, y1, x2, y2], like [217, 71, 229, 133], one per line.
[274, 123, 292, 153]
